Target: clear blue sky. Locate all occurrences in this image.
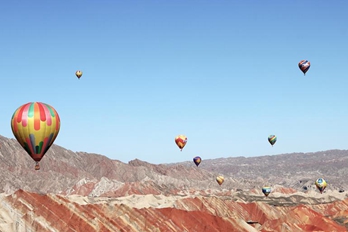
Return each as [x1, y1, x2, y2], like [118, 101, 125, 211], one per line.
[1, 1, 347, 164]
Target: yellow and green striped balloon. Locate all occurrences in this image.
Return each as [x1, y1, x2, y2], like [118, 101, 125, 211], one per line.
[11, 102, 60, 170]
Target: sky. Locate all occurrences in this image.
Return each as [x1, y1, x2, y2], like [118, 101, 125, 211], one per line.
[1, 1, 348, 164]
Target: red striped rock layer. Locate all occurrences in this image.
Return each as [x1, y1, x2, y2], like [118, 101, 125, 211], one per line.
[0, 190, 346, 232]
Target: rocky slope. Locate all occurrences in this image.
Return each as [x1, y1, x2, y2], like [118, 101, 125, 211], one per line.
[2, 134, 348, 231]
[1, 135, 348, 196]
[1, 189, 348, 232]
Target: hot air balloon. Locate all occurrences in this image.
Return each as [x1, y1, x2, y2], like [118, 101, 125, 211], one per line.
[175, 135, 187, 151]
[216, 175, 224, 186]
[262, 186, 272, 197]
[315, 178, 327, 194]
[268, 135, 277, 146]
[11, 102, 60, 170]
[193, 156, 201, 167]
[298, 60, 310, 75]
[75, 70, 83, 79]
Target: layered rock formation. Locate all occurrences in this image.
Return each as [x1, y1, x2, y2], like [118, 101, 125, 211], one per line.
[1, 135, 348, 231]
[1, 189, 348, 232]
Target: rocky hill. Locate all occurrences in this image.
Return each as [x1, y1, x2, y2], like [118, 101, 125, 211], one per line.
[1, 189, 348, 232]
[1, 134, 348, 231]
[1, 135, 347, 196]
[175, 150, 348, 193]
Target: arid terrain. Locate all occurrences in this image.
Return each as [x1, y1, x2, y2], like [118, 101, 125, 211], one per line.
[1, 135, 348, 231]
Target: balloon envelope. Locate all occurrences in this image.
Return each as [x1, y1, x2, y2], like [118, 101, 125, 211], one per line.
[216, 176, 224, 185]
[298, 60, 310, 75]
[175, 135, 187, 151]
[75, 70, 83, 79]
[262, 186, 272, 197]
[315, 178, 327, 194]
[268, 135, 277, 146]
[11, 102, 60, 170]
[193, 156, 201, 167]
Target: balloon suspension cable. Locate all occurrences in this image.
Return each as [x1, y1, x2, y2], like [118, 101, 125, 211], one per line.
[35, 162, 40, 170]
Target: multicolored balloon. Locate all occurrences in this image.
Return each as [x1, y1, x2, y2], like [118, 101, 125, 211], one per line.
[268, 135, 277, 146]
[11, 102, 61, 170]
[175, 135, 187, 151]
[315, 178, 327, 194]
[75, 70, 83, 79]
[193, 156, 201, 167]
[298, 60, 310, 75]
[216, 175, 224, 186]
[262, 186, 272, 197]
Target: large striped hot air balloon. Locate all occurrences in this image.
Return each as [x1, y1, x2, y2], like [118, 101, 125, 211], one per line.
[11, 102, 61, 170]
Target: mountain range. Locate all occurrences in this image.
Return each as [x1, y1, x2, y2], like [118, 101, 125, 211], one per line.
[1, 134, 348, 231]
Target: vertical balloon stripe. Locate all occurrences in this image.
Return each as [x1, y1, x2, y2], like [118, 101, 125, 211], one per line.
[33, 103, 41, 130]
[16, 103, 26, 123]
[16, 104, 24, 123]
[55, 113, 60, 131]
[42, 134, 53, 155]
[38, 103, 46, 122]
[46, 104, 56, 117]
[35, 145, 39, 154]
[21, 103, 30, 127]
[29, 134, 37, 153]
[27, 102, 35, 118]
[43, 104, 52, 126]
[37, 141, 43, 154]
[12, 113, 18, 132]
[25, 137, 35, 155]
